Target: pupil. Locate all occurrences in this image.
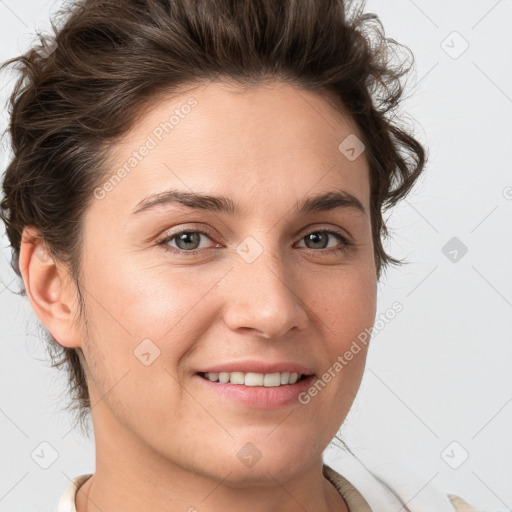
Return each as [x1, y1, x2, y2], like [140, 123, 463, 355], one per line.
[307, 232, 327, 249]
[178, 232, 200, 250]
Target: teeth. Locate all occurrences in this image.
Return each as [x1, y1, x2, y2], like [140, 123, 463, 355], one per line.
[203, 371, 304, 386]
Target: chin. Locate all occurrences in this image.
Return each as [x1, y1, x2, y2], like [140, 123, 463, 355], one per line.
[205, 440, 316, 488]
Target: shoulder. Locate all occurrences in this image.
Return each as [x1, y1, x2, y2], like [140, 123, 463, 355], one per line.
[323, 462, 483, 512]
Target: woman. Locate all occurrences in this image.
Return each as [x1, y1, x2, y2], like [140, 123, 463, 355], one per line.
[0, 0, 481, 510]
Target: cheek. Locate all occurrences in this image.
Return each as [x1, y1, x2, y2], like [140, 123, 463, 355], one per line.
[310, 263, 377, 335]
[310, 265, 376, 385]
[78, 257, 227, 414]
[84, 249, 222, 340]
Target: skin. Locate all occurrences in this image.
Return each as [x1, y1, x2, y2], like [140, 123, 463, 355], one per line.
[20, 80, 377, 512]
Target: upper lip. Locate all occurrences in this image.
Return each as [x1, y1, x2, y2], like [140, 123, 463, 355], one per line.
[197, 360, 315, 376]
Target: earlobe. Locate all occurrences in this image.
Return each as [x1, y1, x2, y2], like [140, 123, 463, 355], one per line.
[19, 226, 82, 349]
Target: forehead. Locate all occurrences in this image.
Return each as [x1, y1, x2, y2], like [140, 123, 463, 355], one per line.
[95, 80, 371, 218]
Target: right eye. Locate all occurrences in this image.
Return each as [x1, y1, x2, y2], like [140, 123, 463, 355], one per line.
[157, 228, 220, 255]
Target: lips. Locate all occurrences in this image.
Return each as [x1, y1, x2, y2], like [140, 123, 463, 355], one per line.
[195, 371, 316, 408]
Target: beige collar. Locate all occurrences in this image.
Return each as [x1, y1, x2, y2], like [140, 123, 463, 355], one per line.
[323, 463, 373, 511]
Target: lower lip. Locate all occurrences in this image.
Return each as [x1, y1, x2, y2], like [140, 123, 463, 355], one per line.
[195, 374, 315, 409]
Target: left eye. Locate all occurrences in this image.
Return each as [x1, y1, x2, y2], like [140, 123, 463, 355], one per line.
[297, 230, 351, 251]
[158, 228, 352, 255]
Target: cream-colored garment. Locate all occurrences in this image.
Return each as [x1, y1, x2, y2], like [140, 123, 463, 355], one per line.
[321, 464, 481, 512]
[56, 474, 91, 512]
[56, 466, 481, 512]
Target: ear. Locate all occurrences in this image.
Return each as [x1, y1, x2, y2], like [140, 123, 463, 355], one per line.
[19, 226, 82, 349]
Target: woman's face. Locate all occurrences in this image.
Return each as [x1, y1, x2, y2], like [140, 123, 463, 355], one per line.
[74, 80, 377, 483]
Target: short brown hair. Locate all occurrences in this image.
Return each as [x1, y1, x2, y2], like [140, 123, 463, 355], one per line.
[1, 0, 426, 433]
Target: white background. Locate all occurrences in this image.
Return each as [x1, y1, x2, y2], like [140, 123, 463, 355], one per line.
[0, 0, 511, 510]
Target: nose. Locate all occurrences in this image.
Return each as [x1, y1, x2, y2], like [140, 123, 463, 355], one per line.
[222, 244, 309, 339]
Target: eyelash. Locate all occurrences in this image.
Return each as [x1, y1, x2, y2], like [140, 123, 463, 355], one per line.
[157, 227, 353, 257]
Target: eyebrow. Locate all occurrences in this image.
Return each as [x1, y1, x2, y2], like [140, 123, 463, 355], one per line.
[131, 188, 366, 217]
